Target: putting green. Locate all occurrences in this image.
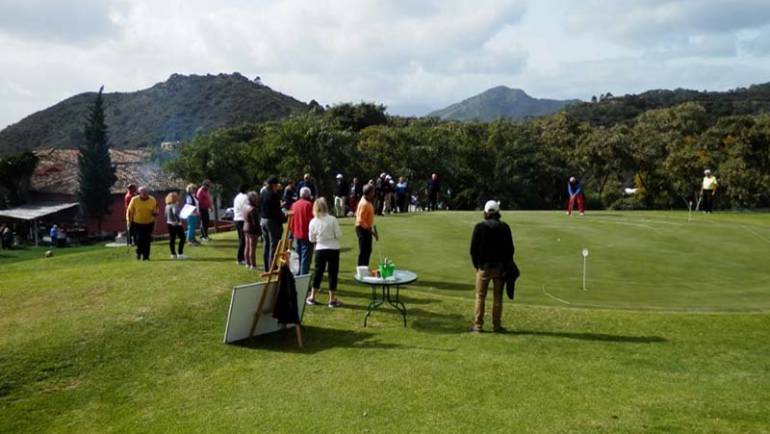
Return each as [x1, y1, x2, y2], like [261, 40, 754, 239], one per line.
[366, 211, 770, 312]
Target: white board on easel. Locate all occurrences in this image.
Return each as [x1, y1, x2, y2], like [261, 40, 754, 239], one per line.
[223, 274, 311, 344]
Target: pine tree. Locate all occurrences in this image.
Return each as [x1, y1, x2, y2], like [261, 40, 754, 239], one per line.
[78, 86, 117, 233]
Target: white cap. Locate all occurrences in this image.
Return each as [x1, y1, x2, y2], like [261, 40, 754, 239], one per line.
[704, 169, 711, 175]
[336, 173, 343, 179]
[569, 176, 576, 183]
[484, 200, 500, 213]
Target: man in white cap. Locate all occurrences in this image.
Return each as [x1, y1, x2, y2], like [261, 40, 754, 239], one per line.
[333, 173, 348, 217]
[469, 200, 515, 333]
[701, 169, 718, 213]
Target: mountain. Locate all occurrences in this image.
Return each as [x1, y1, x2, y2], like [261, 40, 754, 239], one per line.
[0, 73, 308, 153]
[427, 86, 580, 121]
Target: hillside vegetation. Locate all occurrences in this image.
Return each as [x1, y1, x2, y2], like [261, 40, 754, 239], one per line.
[0, 73, 308, 152]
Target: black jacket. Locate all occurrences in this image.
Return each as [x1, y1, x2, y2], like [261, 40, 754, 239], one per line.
[260, 189, 283, 221]
[273, 265, 300, 325]
[470, 218, 514, 270]
[334, 179, 348, 197]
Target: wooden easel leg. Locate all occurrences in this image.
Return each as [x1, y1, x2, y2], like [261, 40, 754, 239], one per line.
[295, 324, 304, 348]
[249, 214, 295, 339]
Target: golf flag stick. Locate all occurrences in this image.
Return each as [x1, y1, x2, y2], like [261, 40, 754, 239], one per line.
[373, 225, 383, 264]
[695, 194, 702, 211]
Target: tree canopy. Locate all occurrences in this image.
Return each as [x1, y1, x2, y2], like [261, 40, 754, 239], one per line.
[167, 102, 770, 210]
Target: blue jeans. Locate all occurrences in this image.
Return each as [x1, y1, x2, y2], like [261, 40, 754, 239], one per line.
[294, 238, 313, 276]
[186, 215, 199, 241]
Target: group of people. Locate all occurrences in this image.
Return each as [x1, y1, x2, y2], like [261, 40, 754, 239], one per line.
[118, 168, 720, 330]
[124, 180, 214, 261]
[232, 176, 344, 308]
[565, 168, 719, 216]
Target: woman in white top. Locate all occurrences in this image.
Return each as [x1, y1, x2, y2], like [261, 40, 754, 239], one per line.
[306, 197, 343, 307]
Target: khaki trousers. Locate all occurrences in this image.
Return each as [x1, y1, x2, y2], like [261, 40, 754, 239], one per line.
[474, 266, 504, 329]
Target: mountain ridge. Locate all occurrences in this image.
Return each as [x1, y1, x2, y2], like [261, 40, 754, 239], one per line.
[0, 73, 308, 153]
[427, 86, 580, 121]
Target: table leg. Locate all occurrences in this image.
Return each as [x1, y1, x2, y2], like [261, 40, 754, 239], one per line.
[386, 285, 407, 327]
[363, 285, 385, 327]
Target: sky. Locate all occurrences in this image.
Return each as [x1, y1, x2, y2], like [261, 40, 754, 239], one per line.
[2, 0, 770, 128]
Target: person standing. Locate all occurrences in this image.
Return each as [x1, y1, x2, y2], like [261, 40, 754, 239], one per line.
[349, 176, 363, 215]
[124, 184, 137, 246]
[374, 173, 386, 215]
[233, 184, 249, 265]
[395, 177, 408, 213]
[334, 174, 348, 217]
[242, 191, 260, 269]
[701, 169, 718, 213]
[307, 198, 343, 308]
[469, 200, 514, 333]
[297, 173, 316, 199]
[282, 179, 297, 211]
[0, 225, 11, 249]
[126, 186, 158, 261]
[49, 224, 59, 248]
[165, 192, 186, 259]
[383, 176, 394, 214]
[427, 173, 441, 211]
[184, 184, 200, 245]
[290, 187, 315, 275]
[196, 180, 212, 241]
[566, 176, 585, 216]
[260, 177, 284, 271]
[355, 184, 378, 266]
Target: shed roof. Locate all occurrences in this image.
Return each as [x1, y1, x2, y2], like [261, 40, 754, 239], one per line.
[0, 201, 79, 221]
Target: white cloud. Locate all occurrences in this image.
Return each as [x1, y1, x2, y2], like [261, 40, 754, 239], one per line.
[2, 0, 770, 127]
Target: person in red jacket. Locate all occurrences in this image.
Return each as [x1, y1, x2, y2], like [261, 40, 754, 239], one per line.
[196, 180, 212, 241]
[290, 187, 315, 275]
[123, 184, 137, 246]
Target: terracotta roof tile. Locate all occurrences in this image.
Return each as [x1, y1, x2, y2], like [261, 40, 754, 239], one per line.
[31, 149, 182, 195]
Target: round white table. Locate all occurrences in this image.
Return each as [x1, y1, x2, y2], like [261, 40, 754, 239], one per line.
[354, 270, 418, 327]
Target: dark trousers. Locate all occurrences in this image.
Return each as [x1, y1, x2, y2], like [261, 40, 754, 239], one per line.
[312, 249, 339, 290]
[429, 193, 438, 211]
[261, 218, 283, 271]
[356, 226, 372, 266]
[167, 224, 185, 256]
[200, 208, 210, 238]
[703, 190, 715, 213]
[134, 223, 153, 260]
[396, 194, 406, 213]
[235, 221, 245, 262]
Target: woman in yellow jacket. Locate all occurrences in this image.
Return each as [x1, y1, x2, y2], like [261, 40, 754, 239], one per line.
[126, 186, 158, 260]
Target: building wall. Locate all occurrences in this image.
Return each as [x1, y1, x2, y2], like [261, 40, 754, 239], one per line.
[91, 193, 171, 236]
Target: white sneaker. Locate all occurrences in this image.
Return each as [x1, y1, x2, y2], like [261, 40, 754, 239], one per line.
[177, 254, 187, 259]
[237, 260, 246, 265]
[170, 254, 177, 259]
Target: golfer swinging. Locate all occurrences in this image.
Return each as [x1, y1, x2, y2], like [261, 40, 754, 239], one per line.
[566, 176, 585, 216]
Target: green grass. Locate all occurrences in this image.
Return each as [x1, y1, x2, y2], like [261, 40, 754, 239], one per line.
[1, 211, 769, 433]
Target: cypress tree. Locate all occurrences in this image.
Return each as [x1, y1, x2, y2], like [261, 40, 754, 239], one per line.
[78, 86, 117, 233]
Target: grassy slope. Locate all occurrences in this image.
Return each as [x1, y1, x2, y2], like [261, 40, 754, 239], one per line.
[0, 211, 768, 433]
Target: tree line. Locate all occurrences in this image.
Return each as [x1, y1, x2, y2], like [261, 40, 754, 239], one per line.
[166, 101, 770, 211]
